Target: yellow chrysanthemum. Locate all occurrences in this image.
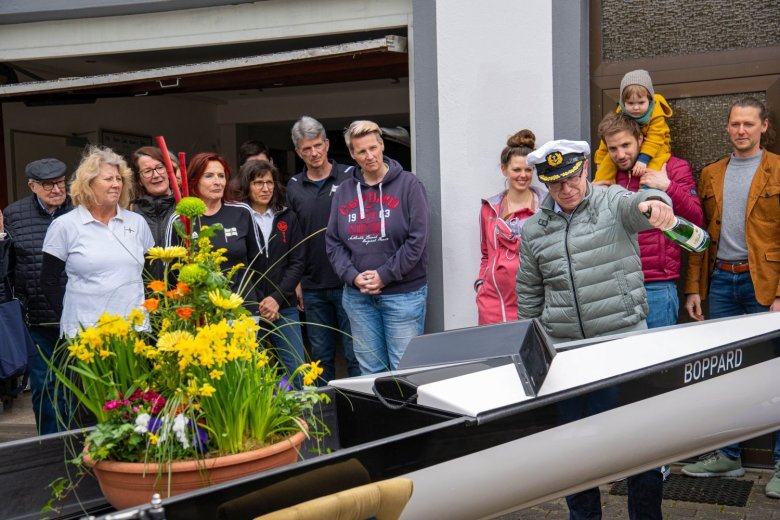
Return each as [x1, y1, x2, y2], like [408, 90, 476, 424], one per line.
[208, 291, 244, 310]
[147, 246, 188, 264]
[157, 330, 194, 351]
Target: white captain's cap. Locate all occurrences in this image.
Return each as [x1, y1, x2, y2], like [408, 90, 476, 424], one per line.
[527, 140, 590, 183]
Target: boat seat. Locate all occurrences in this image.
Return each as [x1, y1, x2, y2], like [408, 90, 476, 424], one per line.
[253, 478, 414, 520]
[216, 458, 370, 520]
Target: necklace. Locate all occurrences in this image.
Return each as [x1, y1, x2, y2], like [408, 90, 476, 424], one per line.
[501, 191, 533, 220]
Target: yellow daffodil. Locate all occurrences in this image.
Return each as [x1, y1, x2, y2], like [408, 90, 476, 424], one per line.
[209, 369, 224, 380]
[303, 360, 324, 386]
[128, 308, 146, 327]
[199, 383, 216, 397]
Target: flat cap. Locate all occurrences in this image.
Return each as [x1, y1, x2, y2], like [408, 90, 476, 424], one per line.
[25, 158, 67, 181]
[527, 140, 590, 183]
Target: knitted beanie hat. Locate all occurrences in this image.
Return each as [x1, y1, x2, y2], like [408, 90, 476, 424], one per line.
[620, 69, 654, 98]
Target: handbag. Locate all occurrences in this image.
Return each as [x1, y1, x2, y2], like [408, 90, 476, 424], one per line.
[0, 298, 36, 395]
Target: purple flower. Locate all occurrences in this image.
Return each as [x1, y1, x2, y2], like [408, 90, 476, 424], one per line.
[276, 376, 293, 394]
[193, 424, 209, 453]
[148, 416, 164, 434]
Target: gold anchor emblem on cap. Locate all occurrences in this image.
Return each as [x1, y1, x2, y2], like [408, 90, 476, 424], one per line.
[546, 152, 563, 167]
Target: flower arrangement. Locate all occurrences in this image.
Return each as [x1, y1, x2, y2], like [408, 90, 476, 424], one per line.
[52, 196, 325, 470]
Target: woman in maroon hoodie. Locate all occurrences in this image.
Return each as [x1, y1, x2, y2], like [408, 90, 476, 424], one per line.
[326, 121, 429, 374]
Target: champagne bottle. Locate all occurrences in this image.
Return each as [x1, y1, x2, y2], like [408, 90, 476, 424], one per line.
[643, 209, 710, 253]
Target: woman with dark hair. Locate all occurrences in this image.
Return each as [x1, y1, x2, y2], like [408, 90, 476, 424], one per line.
[164, 152, 261, 303]
[130, 146, 179, 280]
[475, 129, 546, 325]
[235, 160, 307, 384]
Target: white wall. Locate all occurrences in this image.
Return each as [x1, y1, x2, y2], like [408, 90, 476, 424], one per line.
[0, 0, 412, 60]
[433, 1, 554, 329]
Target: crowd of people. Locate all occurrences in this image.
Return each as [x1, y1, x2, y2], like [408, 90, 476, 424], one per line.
[0, 69, 779, 516]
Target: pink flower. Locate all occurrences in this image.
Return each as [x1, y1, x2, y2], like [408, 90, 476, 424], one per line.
[102, 399, 124, 411]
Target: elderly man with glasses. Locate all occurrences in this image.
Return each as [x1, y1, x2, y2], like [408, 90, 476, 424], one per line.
[516, 140, 677, 520]
[0, 158, 73, 434]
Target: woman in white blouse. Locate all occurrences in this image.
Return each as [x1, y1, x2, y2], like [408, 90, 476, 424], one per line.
[41, 146, 153, 338]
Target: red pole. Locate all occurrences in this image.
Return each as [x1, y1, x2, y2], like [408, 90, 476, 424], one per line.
[155, 136, 182, 202]
[177, 152, 191, 235]
[178, 152, 189, 197]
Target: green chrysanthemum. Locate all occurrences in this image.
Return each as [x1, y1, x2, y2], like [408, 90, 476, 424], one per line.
[178, 264, 208, 285]
[176, 197, 207, 218]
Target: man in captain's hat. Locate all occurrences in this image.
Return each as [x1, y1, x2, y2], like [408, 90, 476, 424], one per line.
[0, 158, 73, 434]
[516, 140, 675, 519]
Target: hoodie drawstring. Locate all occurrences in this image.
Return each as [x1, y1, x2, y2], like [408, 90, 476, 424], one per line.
[357, 182, 366, 220]
[379, 183, 386, 238]
[355, 181, 387, 238]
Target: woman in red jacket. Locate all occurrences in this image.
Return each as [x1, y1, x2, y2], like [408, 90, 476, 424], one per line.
[475, 130, 546, 325]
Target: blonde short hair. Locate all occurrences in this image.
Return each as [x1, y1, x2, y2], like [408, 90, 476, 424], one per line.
[343, 120, 383, 151]
[70, 146, 134, 209]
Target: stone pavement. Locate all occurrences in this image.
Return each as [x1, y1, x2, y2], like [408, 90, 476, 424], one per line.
[2, 391, 778, 518]
[498, 466, 780, 519]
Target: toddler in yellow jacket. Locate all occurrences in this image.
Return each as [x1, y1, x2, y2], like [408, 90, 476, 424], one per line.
[594, 69, 672, 183]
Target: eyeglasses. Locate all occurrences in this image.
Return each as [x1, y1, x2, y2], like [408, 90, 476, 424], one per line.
[297, 141, 326, 157]
[251, 180, 275, 189]
[545, 172, 584, 192]
[34, 179, 66, 192]
[139, 165, 167, 178]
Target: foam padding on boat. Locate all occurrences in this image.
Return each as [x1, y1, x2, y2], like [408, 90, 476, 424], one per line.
[609, 474, 753, 507]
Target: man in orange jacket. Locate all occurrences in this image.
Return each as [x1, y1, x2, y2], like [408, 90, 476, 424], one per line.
[682, 96, 780, 497]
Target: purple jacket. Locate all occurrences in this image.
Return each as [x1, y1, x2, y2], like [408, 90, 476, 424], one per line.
[326, 157, 429, 294]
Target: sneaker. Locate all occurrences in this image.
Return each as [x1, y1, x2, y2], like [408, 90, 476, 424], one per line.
[681, 451, 745, 477]
[661, 465, 671, 481]
[766, 463, 780, 498]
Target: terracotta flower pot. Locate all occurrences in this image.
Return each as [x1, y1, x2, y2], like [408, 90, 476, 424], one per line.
[83, 428, 307, 511]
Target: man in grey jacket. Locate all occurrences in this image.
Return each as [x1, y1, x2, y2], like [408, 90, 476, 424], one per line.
[517, 139, 675, 520]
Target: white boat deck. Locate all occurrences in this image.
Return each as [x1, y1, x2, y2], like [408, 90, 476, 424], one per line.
[331, 312, 780, 417]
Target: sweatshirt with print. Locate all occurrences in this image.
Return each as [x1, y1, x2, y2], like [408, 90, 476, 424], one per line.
[326, 157, 429, 295]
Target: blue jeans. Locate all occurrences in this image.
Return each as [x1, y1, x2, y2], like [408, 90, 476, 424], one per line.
[28, 326, 69, 434]
[566, 471, 663, 520]
[708, 268, 770, 319]
[342, 284, 428, 374]
[302, 288, 360, 384]
[267, 307, 307, 389]
[708, 268, 774, 461]
[562, 388, 663, 520]
[644, 281, 679, 329]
